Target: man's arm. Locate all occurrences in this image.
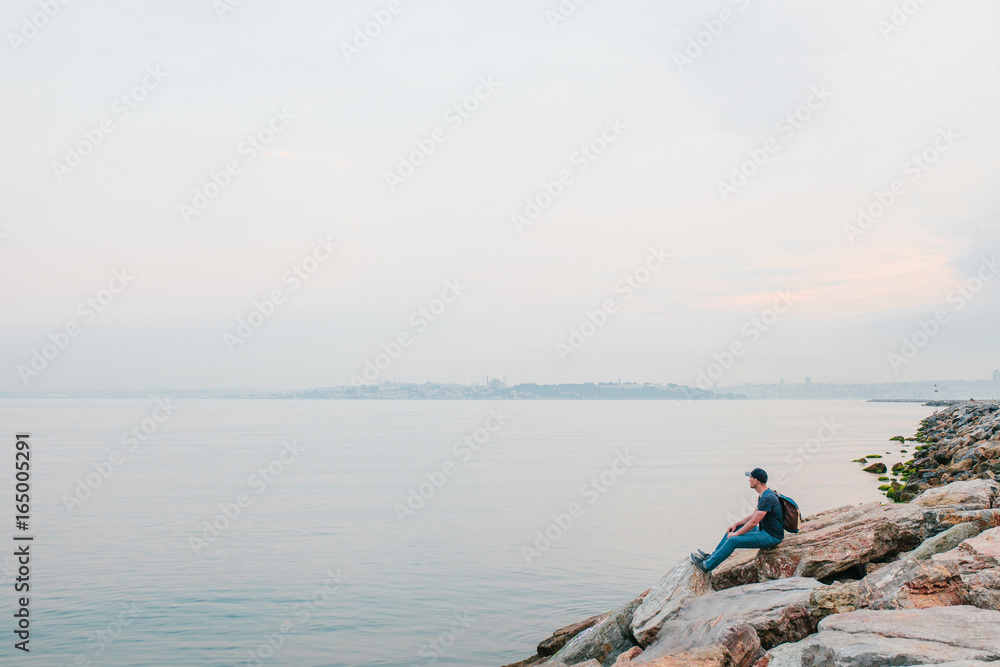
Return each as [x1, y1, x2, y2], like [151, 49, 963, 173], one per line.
[727, 513, 756, 532]
[730, 510, 767, 536]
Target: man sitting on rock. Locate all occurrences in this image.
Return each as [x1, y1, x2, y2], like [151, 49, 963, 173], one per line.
[691, 468, 784, 574]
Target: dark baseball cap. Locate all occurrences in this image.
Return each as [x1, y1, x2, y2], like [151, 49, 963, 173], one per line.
[745, 468, 768, 483]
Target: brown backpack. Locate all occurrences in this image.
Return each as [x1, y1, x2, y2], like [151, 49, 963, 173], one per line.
[775, 493, 800, 533]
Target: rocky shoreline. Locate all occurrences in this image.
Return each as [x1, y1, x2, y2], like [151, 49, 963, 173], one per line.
[502, 400, 1000, 667]
[861, 401, 1000, 503]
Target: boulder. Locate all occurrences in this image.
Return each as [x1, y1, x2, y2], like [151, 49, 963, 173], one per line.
[857, 557, 965, 609]
[912, 478, 999, 509]
[548, 591, 647, 667]
[632, 646, 735, 666]
[934, 525, 1000, 566]
[800, 606, 1000, 665]
[920, 506, 1000, 537]
[712, 503, 924, 589]
[931, 526, 1000, 610]
[538, 614, 611, 656]
[965, 568, 1000, 612]
[711, 549, 760, 590]
[630, 559, 712, 646]
[766, 639, 807, 667]
[909, 521, 983, 559]
[637, 578, 822, 665]
[634, 620, 763, 667]
[502, 656, 546, 667]
[807, 580, 858, 620]
[611, 647, 642, 665]
[862, 462, 887, 473]
[856, 526, 1000, 612]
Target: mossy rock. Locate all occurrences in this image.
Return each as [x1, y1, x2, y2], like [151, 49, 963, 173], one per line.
[865, 454, 883, 459]
[878, 476, 890, 481]
[863, 462, 888, 474]
[878, 484, 891, 491]
[900, 449, 908, 453]
[852, 458, 868, 463]
[890, 435, 905, 443]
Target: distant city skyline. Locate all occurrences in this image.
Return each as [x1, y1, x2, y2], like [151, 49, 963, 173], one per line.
[4, 371, 998, 401]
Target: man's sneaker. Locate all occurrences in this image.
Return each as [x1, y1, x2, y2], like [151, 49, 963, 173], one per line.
[690, 552, 709, 574]
[696, 549, 710, 559]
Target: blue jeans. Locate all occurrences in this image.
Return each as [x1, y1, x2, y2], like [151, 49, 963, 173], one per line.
[702, 525, 782, 571]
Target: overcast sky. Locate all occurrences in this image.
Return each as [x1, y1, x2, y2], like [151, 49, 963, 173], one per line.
[2, 0, 998, 391]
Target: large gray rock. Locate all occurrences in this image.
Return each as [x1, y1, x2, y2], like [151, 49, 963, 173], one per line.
[910, 521, 984, 559]
[801, 606, 1000, 666]
[766, 639, 808, 667]
[637, 577, 823, 665]
[548, 591, 646, 667]
[630, 559, 712, 646]
[537, 613, 612, 657]
[964, 569, 1000, 611]
[913, 479, 1000, 509]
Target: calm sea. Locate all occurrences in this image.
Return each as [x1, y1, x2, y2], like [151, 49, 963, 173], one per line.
[0, 399, 933, 666]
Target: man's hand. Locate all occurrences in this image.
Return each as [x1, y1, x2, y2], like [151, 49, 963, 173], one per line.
[732, 510, 768, 537]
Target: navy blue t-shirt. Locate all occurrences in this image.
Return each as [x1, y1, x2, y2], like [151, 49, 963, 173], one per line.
[757, 489, 784, 540]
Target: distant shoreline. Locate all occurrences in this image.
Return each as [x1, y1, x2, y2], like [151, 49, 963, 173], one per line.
[0, 395, 977, 404]
[3, 378, 996, 401]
